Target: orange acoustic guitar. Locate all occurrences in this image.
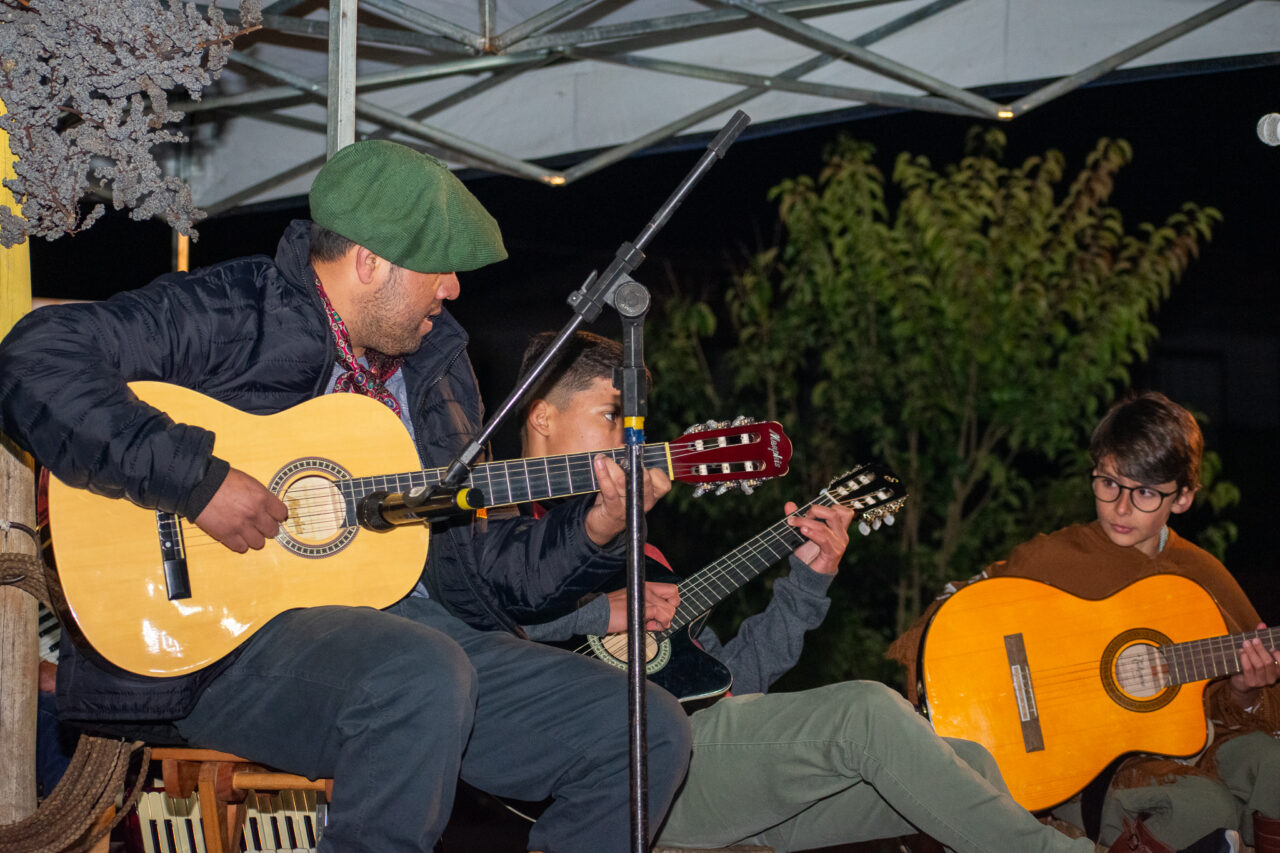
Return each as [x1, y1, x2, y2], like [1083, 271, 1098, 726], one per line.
[918, 574, 1272, 812]
[44, 381, 792, 678]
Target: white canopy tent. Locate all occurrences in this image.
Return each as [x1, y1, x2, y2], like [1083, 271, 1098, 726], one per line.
[172, 0, 1280, 215]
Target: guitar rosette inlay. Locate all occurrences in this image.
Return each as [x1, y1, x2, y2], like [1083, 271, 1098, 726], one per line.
[270, 458, 356, 558]
[590, 632, 671, 675]
[1102, 627, 1179, 712]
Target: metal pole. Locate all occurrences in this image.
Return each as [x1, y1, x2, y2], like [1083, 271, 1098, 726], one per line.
[616, 283, 652, 853]
[327, 0, 358, 156]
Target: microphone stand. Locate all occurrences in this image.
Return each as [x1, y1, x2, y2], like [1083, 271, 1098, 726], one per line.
[433, 110, 751, 853]
[613, 277, 653, 853]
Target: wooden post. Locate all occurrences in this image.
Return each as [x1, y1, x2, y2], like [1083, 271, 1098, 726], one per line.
[0, 96, 38, 825]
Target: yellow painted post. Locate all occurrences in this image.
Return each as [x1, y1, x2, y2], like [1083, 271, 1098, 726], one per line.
[0, 97, 38, 824]
[173, 229, 190, 273]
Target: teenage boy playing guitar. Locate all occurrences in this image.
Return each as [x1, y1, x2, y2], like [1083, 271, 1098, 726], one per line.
[891, 392, 1280, 852]
[515, 330, 1095, 853]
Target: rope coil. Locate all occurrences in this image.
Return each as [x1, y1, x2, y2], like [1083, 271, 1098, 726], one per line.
[0, 552, 150, 853]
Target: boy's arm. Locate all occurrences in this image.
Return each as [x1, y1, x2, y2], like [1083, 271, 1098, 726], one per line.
[706, 500, 851, 692]
[522, 595, 611, 641]
[473, 458, 670, 622]
[518, 561, 828, 694]
[696, 556, 833, 695]
[475, 499, 624, 623]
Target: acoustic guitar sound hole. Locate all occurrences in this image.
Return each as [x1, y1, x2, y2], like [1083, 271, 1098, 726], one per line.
[1100, 627, 1179, 712]
[269, 458, 358, 558]
[589, 632, 672, 675]
[280, 475, 347, 545]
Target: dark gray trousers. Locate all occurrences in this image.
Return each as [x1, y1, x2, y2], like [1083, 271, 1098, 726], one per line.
[175, 597, 692, 853]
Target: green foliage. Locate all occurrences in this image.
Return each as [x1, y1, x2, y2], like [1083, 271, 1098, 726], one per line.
[651, 128, 1227, 688]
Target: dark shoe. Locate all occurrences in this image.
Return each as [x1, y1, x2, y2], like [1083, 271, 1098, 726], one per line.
[1178, 829, 1242, 853]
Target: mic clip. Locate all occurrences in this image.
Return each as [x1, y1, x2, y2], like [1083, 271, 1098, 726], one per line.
[356, 485, 486, 532]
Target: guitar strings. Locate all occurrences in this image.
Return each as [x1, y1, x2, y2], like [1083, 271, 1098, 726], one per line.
[226, 440, 779, 531]
[170, 490, 808, 558]
[668, 498, 823, 628]
[1006, 628, 1276, 698]
[576, 487, 897, 641]
[273, 445, 757, 499]
[147, 442, 784, 551]
[669, 484, 902, 624]
[551, 497, 828, 657]
[924, 598, 1274, 713]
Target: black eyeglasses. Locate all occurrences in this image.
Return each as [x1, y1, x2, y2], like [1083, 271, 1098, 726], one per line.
[1090, 475, 1178, 513]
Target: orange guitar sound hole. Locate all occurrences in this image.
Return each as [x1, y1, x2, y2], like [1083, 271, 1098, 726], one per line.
[1100, 627, 1180, 712]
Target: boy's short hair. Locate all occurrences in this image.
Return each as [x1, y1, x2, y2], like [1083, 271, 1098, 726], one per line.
[1089, 391, 1203, 492]
[519, 330, 623, 417]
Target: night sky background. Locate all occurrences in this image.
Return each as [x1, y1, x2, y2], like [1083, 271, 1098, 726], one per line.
[28, 58, 1280, 617]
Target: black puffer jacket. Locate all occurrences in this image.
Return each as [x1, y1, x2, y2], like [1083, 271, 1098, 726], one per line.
[0, 220, 621, 728]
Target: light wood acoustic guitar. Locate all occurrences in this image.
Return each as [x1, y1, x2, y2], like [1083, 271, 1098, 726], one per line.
[574, 464, 907, 703]
[44, 381, 792, 677]
[918, 574, 1273, 811]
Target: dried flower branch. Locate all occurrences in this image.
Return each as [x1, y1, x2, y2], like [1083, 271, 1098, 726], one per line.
[0, 0, 263, 246]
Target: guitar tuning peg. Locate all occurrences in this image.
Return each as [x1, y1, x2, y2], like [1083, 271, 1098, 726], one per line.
[703, 419, 720, 430]
[741, 482, 754, 496]
[871, 517, 882, 531]
[883, 513, 895, 526]
[858, 520, 871, 536]
[692, 484, 710, 498]
[714, 483, 731, 496]
[731, 414, 753, 426]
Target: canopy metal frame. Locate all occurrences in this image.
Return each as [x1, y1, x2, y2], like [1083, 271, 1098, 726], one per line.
[177, 0, 1274, 215]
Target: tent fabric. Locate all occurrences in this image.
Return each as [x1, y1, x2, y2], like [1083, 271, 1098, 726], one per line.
[174, 0, 1280, 211]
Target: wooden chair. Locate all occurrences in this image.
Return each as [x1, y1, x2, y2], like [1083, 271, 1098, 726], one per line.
[150, 747, 331, 853]
[149, 751, 783, 853]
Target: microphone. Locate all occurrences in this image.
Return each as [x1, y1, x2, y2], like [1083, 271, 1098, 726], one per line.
[356, 485, 485, 531]
[1258, 113, 1280, 146]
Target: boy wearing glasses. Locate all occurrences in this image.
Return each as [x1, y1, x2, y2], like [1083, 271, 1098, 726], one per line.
[890, 392, 1280, 852]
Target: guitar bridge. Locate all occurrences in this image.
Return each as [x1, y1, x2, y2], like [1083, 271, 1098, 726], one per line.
[157, 511, 192, 601]
[1005, 633, 1045, 753]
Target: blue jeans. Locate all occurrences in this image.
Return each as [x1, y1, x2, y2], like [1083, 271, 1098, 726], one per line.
[37, 691, 75, 797]
[175, 598, 691, 853]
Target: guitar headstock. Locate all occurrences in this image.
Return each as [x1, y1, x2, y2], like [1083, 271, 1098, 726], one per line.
[822, 463, 908, 535]
[673, 417, 792, 496]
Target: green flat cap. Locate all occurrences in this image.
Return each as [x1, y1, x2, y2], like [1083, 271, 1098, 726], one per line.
[310, 140, 507, 273]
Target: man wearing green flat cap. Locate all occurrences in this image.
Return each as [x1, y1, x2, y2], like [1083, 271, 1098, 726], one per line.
[0, 140, 691, 853]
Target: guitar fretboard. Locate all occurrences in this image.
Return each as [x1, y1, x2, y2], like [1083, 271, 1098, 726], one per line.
[651, 467, 905, 641]
[336, 444, 672, 514]
[653, 496, 831, 641]
[1164, 626, 1280, 685]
